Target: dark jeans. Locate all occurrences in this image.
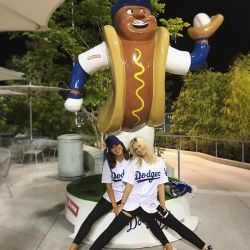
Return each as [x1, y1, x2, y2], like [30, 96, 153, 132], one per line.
[73, 197, 116, 245]
[153, 211, 206, 249]
[89, 207, 169, 250]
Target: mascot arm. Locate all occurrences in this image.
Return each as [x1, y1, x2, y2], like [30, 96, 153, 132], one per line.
[78, 42, 109, 74]
[166, 46, 191, 75]
[64, 42, 109, 112]
[166, 42, 210, 74]
[64, 62, 88, 112]
[190, 41, 210, 70]
[188, 14, 224, 70]
[69, 61, 88, 97]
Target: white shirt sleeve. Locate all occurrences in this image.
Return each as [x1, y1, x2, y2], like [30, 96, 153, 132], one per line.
[158, 158, 169, 184]
[78, 42, 109, 75]
[166, 46, 191, 75]
[122, 162, 135, 185]
[101, 160, 112, 184]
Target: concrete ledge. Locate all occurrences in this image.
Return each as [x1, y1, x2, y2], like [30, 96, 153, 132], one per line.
[83, 145, 103, 175]
[65, 192, 198, 248]
[164, 148, 250, 170]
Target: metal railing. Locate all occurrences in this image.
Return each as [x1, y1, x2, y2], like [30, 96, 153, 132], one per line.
[155, 134, 250, 163]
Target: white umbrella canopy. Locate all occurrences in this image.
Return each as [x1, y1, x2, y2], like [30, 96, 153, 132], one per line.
[0, 67, 25, 81]
[0, 83, 68, 140]
[0, 83, 68, 94]
[0, 0, 65, 32]
[0, 89, 26, 96]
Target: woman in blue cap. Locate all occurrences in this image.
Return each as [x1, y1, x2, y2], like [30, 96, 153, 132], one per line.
[69, 135, 130, 250]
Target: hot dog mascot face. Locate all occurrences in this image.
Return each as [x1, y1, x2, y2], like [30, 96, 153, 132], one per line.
[113, 5, 157, 41]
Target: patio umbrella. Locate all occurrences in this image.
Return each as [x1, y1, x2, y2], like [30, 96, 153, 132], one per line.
[0, 89, 26, 96]
[0, 0, 65, 32]
[0, 67, 25, 81]
[0, 83, 68, 140]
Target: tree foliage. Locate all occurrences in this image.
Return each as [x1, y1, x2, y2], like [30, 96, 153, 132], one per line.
[171, 53, 250, 140]
[1, 0, 191, 142]
[159, 17, 190, 40]
[0, 93, 76, 138]
[219, 54, 250, 139]
[171, 70, 228, 136]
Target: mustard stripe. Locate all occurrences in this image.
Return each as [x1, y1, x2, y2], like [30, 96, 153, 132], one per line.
[132, 48, 145, 125]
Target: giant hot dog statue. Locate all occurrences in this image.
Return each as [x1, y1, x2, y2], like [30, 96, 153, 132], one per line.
[65, 0, 223, 134]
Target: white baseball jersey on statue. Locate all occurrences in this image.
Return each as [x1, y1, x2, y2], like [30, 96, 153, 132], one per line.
[78, 42, 191, 76]
[122, 157, 168, 213]
[102, 159, 129, 202]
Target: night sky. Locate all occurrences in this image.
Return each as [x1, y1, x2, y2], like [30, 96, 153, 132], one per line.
[164, 0, 250, 72]
[0, 0, 249, 73]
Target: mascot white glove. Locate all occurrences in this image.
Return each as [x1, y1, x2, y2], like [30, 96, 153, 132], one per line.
[64, 98, 83, 112]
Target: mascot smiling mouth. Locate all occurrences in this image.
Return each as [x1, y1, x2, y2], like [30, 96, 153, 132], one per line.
[132, 20, 149, 29]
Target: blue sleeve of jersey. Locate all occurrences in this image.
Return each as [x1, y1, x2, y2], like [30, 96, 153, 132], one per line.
[190, 41, 210, 71]
[69, 61, 88, 99]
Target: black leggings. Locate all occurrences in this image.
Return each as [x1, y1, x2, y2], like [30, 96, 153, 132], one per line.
[73, 197, 116, 245]
[89, 207, 169, 250]
[153, 211, 206, 249]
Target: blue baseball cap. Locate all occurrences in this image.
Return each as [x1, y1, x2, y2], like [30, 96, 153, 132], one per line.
[111, 0, 152, 23]
[105, 135, 121, 150]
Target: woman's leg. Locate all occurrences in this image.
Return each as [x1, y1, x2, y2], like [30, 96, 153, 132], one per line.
[73, 197, 114, 245]
[137, 208, 169, 246]
[154, 211, 206, 249]
[89, 210, 134, 250]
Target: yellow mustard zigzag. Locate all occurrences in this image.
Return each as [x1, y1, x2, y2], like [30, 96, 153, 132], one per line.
[132, 48, 145, 125]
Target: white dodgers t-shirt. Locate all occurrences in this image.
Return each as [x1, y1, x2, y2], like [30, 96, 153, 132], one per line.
[122, 157, 168, 213]
[101, 159, 129, 202]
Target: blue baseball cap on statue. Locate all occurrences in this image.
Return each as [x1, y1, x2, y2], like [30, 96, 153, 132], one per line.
[105, 135, 121, 151]
[111, 0, 152, 23]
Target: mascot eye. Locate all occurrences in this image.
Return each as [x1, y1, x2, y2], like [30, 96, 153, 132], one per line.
[139, 8, 145, 14]
[127, 9, 133, 15]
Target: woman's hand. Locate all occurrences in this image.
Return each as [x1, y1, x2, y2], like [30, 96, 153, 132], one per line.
[160, 203, 166, 211]
[116, 204, 124, 215]
[157, 204, 168, 217]
[112, 205, 119, 215]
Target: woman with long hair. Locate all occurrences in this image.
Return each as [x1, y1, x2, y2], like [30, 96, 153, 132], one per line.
[89, 136, 213, 250]
[69, 135, 130, 250]
[128, 136, 213, 250]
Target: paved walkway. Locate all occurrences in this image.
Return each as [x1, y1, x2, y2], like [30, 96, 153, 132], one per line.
[0, 150, 250, 250]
